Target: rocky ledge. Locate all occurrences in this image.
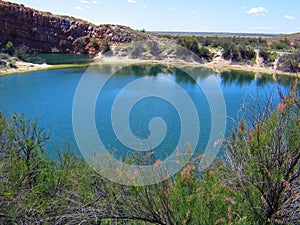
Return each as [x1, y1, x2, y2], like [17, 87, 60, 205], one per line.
[0, 1, 149, 56]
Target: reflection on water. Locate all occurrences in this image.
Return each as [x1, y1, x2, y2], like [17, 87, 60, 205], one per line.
[220, 69, 298, 90]
[221, 70, 255, 87]
[277, 74, 298, 88]
[110, 64, 224, 84]
[256, 73, 276, 87]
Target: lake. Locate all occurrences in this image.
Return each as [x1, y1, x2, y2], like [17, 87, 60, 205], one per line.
[25, 53, 93, 65]
[0, 64, 295, 161]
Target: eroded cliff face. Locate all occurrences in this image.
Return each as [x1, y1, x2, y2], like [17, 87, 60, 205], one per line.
[0, 1, 148, 55]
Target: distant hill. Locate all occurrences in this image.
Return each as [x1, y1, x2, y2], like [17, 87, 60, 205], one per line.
[151, 31, 277, 38]
[268, 32, 300, 46]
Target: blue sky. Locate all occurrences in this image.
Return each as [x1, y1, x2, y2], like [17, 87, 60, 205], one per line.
[5, 0, 300, 34]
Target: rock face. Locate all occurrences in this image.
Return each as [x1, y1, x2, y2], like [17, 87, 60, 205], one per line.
[0, 1, 148, 55]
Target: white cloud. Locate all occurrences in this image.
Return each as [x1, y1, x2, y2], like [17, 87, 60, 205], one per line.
[246, 7, 268, 16]
[80, 0, 89, 3]
[285, 15, 295, 20]
[92, 0, 98, 3]
[128, 0, 136, 3]
[74, 6, 84, 10]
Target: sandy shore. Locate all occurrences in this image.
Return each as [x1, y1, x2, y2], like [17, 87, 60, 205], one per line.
[0, 56, 297, 77]
[0, 60, 51, 75]
[96, 56, 297, 77]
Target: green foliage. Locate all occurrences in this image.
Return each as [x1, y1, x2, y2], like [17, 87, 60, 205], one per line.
[260, 50, 278, 66]
[278, 53, 300, 73]
[177, 36, 199, 55]
[3, 41, 14, 55]
[225, 83, 300, 224]
[176, 37, 213, 61]
[271, 38, 292, 51]
[162, 34, 297, 66]
[91, 37, 100, 48]
[198, 45, 213, 61]
[101, 39, 111, 55]
[222, 43, 255, 62]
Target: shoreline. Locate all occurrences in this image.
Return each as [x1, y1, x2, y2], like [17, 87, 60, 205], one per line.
[0, 61, 93, 76]
[0, 57, 297, 78]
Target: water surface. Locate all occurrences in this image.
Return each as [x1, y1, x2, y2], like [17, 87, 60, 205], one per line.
[0, 64, 295, 159]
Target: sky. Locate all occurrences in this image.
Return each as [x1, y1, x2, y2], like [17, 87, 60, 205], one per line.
[4, 0, 300, 34]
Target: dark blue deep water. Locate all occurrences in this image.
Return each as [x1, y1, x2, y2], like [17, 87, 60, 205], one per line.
[0, 64, 295, 159]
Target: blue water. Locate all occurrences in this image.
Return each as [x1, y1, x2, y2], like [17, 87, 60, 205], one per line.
[0, 64, 295, 159]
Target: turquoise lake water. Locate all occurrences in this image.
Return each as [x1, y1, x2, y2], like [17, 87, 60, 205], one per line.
[0, 64, 295, 159]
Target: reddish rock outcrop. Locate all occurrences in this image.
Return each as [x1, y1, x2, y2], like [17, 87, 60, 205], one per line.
[0, 1, 148, 55]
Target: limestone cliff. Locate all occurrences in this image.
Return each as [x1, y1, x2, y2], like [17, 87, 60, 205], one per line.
[0, 1, 148, 55]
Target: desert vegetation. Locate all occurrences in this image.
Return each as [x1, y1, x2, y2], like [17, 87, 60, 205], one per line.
[160, 35, 300, 73]
[0, 80, 299, 224]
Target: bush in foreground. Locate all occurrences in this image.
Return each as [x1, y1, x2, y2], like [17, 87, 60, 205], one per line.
[225, 81, 300, 224]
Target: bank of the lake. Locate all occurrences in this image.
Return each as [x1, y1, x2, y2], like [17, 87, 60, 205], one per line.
[0, 55, 297, 77]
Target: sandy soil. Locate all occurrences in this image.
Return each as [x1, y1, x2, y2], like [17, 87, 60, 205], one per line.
[0, 60, 50, 75]
[96, 55, 296, 77]
[0, 55, 297, 77]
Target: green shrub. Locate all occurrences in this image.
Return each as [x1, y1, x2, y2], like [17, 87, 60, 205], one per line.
[224, 82, 300, 224]
[260, 49, 278, 66]
[177, 36, 199, 55]
[101, 40, 111, 54]
[3, 41, 14, 55]
[91, 38, 100, 48]
[198, 45, 213, 61]
[278, 53, 300, 73]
